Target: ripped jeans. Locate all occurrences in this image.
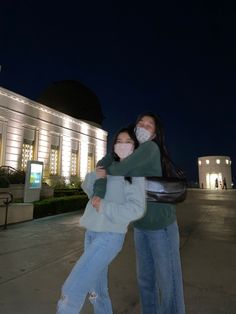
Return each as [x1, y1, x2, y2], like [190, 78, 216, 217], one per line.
[57, 230, 125, 314]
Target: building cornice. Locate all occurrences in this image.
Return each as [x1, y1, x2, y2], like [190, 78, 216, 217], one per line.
[0, 87, 107, 136]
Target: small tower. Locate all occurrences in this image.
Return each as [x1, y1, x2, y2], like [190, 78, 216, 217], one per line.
[198, 156, 232, 189]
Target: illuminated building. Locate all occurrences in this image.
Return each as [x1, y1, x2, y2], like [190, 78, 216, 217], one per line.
[0, 81, 107, 183]
[198, 156, 232, 189]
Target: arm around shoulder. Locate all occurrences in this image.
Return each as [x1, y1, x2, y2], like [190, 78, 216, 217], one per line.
[96, 153, 114, 168]
[108, 141, 161, 176]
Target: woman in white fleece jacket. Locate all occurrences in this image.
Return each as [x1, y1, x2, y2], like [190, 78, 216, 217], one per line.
[57, 126, 146, 314]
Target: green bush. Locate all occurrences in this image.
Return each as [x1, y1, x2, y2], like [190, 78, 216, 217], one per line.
[8, 171, 25, 184]
[54, 188, 86, 197]
[33, 195, 88, 219]
[69, 176, 82, 188]
[0, 176, 10, 188]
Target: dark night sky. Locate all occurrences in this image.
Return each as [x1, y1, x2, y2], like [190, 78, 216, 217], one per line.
[1, 1, 236, 182]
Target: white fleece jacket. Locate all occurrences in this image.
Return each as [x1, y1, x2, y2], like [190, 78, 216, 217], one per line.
[80, 172, 146, 233]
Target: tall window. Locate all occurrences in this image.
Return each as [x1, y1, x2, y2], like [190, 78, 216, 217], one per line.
[50, 146, 59, 175]
[71, 150, 78, 176]
[50, 134, 60, 176]
[21, 127, 35, 171]
[21, 142, 34, 170]
[87, 145, 95, 173]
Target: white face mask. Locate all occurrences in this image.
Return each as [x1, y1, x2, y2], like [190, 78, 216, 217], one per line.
[114, 143, 134, 159]
[135, 127, 152, 144]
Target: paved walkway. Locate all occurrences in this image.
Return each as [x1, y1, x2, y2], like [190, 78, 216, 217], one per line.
[0, 189, 236, 313]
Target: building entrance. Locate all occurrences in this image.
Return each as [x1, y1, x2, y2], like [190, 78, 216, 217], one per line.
[206, 172, 223, 189]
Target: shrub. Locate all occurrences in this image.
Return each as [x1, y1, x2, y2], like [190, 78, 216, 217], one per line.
[8, 171, 25, 184]
[69, 176, 82, 188]
[0, 176, 10, 188]
[33, 194, 88, 219]
[54, 187, 86, 197]
[0, 168, 25, 185]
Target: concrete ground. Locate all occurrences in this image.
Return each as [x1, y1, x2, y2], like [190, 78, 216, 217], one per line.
[0, 189, 236, 314]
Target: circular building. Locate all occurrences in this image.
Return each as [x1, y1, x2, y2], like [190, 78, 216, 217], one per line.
[37, 80, 105, 127]
[198, 156, 232, 189]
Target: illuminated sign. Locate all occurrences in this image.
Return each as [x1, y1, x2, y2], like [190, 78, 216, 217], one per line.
[29, 162, 43, 189]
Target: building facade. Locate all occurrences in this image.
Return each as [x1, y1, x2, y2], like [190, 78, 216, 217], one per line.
[198, 156, 232, 189]
[0, 86, 107, 183]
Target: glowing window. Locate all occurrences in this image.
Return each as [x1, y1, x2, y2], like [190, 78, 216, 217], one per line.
[21, 143, 33, 170]
[206, 160, 210, 165]
[71, 151, 78, 176]
[87, 145, 95, 173]
[198, 160, 202, 165]
[216, 159, 220, 164]
[226, 159, 229, 165]
[87, 153, 95, 172]
[50, 148, 58, 175]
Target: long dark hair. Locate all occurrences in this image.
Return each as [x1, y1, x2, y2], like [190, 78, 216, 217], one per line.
[136, 112, 173, 177]
[111, 124, 139, 183]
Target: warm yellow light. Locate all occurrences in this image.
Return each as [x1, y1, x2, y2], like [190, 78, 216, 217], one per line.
[198, 160, 202, 165]
[80, 140, 88, 179]
[21, 143, 33, 170]
[61, 136, 72, 178]
[226, 159, 229, 165]
[50, 149, 58, 175]
[206, 160, 210, 164]
[71, 152, 77, 176]
[216, 159, 220, 164]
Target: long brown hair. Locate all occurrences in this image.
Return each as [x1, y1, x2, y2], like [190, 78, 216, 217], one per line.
[136, 112, 174, 177]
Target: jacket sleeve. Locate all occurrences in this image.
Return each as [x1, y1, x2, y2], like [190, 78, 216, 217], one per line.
[96, 153, 114, 167]
[81, 172, 97, 198]
[107, 141, 161, 176]
[99, 177, 146, 224]
[93, 153, 114, 198]
[93, 178, 107, 198]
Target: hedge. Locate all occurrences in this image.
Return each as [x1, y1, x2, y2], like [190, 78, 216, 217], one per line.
[54, 188, 86, 197]
[33, 195, 88, 219]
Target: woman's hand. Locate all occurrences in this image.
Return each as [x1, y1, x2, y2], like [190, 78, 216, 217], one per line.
[96, 166, 107, 178]
[91, 196, 102, 212]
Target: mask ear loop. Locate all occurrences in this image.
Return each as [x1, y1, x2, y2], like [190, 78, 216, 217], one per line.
[150, 133, 157, 140]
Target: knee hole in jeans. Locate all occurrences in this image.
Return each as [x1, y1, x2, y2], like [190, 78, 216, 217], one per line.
[89, 291, 98, 304]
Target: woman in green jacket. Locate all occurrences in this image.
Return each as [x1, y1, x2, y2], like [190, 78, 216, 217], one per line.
[93, 113, 185, 314]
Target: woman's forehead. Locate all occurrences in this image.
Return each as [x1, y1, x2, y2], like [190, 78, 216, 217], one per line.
[139, 116, 155, 125]
[117, 132, 131, 138]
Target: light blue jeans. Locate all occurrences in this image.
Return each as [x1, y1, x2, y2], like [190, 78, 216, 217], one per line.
[134, 221, 185, 314]
[57, 230, 125, 314]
